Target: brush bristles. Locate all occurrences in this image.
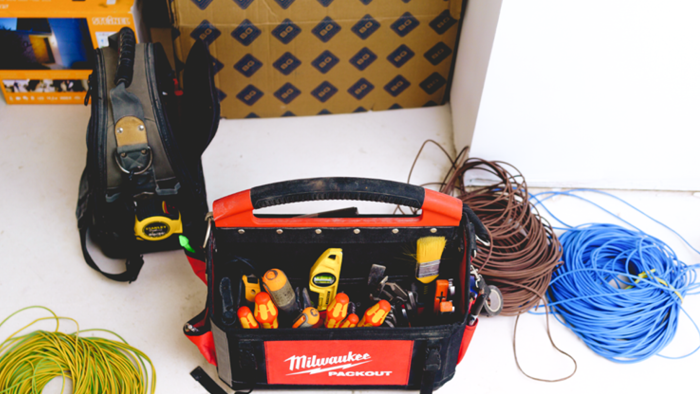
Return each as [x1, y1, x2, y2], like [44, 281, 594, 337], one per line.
[416, 236, 446, 263]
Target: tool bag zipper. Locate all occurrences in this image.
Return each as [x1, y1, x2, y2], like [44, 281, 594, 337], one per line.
[87, 48, 109, 224]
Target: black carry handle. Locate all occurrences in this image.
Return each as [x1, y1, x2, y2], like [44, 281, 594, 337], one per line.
[249, 178, 426, 210]
[113, 27, 136, 87]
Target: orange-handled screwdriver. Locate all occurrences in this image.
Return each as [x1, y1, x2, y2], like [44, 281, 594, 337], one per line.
[292, 307, 320, 328]
[254, 292, 279, 329]
[358, 300, 391, 327]
[339, 313, 359, 328]
[237, 306, 259, 329]
[325, 293, 350, 328]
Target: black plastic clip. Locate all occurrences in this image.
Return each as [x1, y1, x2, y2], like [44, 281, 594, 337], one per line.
[420, 345, 442, 394]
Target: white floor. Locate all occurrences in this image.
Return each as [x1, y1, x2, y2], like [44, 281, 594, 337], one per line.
[1, 99, 698, 393]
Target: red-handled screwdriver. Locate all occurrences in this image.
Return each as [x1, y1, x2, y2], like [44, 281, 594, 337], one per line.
[237, 306, 259, 329]
[325, 293, 350, 328]
[254, 292, 279, 329]
[358, 300, 391, 327]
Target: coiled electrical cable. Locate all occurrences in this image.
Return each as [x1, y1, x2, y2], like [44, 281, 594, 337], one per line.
[401, 143, 563, 314]
[531, 189, 700, 363]
[441, 157, 563, 316]
[0, 306, 156, 394]
[404, 142, 575, 381]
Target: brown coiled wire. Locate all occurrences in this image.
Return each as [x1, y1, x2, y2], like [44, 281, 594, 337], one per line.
[441, 158, 563, 315]
[403, 141, 576, 381]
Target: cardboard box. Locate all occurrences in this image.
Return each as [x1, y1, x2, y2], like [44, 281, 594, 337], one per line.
[0, 0, 140, 105]
[170, 0, 465, 118]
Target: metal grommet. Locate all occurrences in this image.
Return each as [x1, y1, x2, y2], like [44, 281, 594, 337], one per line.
[315, 229, 322, 234]
[392, 229, 399, 234]
[353, 229, 360, 234]
[117, 127, 123, 134]
[276, 229, 283, 235]
[238, 229, 245, 234]
[138, 125, 145, 131]
[120, 152, 126, 158]
[430, 228, 437, 233]
[141, 149, 147, 154]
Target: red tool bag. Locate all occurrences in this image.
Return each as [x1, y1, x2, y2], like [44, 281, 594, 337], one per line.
[185, 178, 488, 393]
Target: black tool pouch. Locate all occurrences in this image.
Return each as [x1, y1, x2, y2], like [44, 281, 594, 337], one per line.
[185, 178, 488, 393]
[76, 27, 220, 282]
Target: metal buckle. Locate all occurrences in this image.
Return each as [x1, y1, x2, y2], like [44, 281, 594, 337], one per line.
[114, 148, 153, 175]
[475, 235, 490, 247]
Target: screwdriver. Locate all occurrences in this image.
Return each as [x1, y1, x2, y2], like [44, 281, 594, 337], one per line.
[262, 269, 298, 316]
[325, 293, 350, 328]
[358, 300, 391, 327]
[237, 306, 259, 329]
[292, 307, 320, 328]
[467, 294, 485, 326]
[340, 313, 359, 328]
[254, 292, 279, 329]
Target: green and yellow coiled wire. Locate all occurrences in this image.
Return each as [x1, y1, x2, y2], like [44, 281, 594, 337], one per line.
[0, 306, 155, 394]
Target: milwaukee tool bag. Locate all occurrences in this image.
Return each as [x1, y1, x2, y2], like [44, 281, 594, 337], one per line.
[185, 178, 489, 393]
[76, 27, 220, 282]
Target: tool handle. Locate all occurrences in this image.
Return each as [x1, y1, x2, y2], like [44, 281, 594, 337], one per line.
[114, 27, 136, 87]
[214, 177, 463, 228]
[467, 295, 485, 326]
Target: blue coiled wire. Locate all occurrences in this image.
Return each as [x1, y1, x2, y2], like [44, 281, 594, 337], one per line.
[530, 189, 700, 363]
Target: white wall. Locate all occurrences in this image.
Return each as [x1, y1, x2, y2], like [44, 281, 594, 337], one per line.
[451, 0, 504, 151]
[457, 0, 700, 191]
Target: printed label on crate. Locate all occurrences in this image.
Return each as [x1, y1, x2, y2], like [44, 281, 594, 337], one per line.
[265, 340, 413, 385]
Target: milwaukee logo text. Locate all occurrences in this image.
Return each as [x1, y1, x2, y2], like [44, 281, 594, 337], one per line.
[285, 352, 375, 374]
[266, 340, 413, 385]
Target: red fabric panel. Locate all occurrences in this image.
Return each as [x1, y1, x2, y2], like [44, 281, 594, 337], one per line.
[187, 331, 217, 366]
[265, 340, 413, 385]
[187, 255, 207, 284]
[457, 320, 478, 365]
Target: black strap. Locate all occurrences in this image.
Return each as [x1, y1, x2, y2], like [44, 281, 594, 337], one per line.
[182, 39, 220, 158]
[463, 204, 489, 242]
[191, 367, 228, 394]
[79, 226, 144, 283]
[420, 345, 442, 394]
[191, 367, 253, 394]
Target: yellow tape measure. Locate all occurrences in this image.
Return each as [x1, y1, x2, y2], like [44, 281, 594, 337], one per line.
[135, 201, 183, 241]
